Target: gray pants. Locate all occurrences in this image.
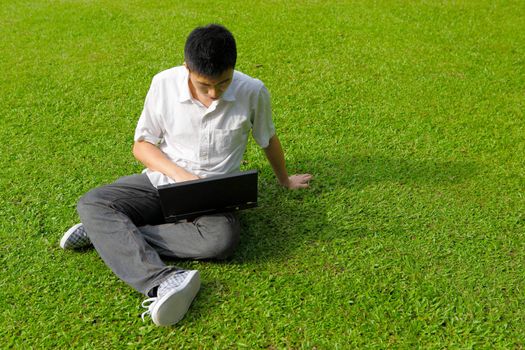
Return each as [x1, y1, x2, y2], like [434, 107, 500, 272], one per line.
[76, 174, 240, 296]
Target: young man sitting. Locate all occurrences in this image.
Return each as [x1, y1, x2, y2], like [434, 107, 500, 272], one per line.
[60, 24, 312, 326]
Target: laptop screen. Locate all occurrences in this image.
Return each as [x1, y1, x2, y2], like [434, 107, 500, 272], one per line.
[157, 170, 258, 222]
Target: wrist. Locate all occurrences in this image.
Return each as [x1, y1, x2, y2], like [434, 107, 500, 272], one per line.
[168, 166, 196, 182]
[278, 176, 291, 188]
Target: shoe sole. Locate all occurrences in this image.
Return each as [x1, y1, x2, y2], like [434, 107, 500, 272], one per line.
[150, 270, 201, 326]
[59, 223, 84, 249]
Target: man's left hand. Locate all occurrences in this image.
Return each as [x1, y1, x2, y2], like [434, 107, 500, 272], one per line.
[284, 174, 313, 190]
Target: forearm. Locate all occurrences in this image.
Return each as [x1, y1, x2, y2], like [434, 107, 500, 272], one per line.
[132, 141, 198, 182]
[263, 135, 290, 187]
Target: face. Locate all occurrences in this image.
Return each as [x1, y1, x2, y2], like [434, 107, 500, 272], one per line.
[187, 66, 234, 106]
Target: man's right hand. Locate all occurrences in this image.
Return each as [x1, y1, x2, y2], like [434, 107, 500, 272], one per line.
[174, 170, 200, 183]
[132, 140, 199, 183]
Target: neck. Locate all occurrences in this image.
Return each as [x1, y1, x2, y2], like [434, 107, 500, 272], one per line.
[188, 79, 213, 108]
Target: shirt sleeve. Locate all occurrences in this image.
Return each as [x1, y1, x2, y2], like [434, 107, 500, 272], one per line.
[251, 84, 276, 148]
[134, 78, 163, 145]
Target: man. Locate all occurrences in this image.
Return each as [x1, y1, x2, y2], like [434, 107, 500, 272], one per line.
[60, 24, 312, 326]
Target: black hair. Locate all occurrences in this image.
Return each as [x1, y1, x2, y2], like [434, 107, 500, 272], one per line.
[184, 24, 237, 77]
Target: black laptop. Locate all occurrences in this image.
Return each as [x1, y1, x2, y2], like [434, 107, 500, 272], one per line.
[157, 170, 258, 222]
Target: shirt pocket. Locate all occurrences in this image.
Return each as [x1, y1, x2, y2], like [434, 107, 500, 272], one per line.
[211, 126, 249, 157]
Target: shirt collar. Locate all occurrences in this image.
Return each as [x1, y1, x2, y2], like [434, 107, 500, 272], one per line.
[178, 69, 193, 103]
[221, 83, 236, 102]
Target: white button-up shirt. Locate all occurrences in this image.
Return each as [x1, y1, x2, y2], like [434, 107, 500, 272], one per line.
[134, 66, 275, 187]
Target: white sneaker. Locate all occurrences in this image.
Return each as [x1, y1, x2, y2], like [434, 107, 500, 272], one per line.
[60, 223, 92, 250]
[141, 270, 200, 326]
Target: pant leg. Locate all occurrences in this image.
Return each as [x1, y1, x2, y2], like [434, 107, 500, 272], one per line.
[139, 213, 240, 260]
[77, 173, 241, 295]
[77, 174, 175, 295]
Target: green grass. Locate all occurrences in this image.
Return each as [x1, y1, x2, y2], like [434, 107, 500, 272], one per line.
[1, 0, 525, 348]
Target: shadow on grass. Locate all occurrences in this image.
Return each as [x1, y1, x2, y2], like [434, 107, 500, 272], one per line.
[59, 155, 478, 272]
[231, 154, 479, 264]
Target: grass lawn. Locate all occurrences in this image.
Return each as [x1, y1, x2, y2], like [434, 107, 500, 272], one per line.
[1, 0, 525, 348]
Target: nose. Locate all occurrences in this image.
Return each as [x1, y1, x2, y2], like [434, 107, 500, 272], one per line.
[208, 88, 219, 99]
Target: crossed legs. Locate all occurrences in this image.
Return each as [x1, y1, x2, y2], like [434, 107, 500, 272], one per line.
[76, 174, 240, 295]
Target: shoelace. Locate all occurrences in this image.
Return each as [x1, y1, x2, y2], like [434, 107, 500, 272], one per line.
[140, 297, 157, 322]
[140, 271, 190, 322]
